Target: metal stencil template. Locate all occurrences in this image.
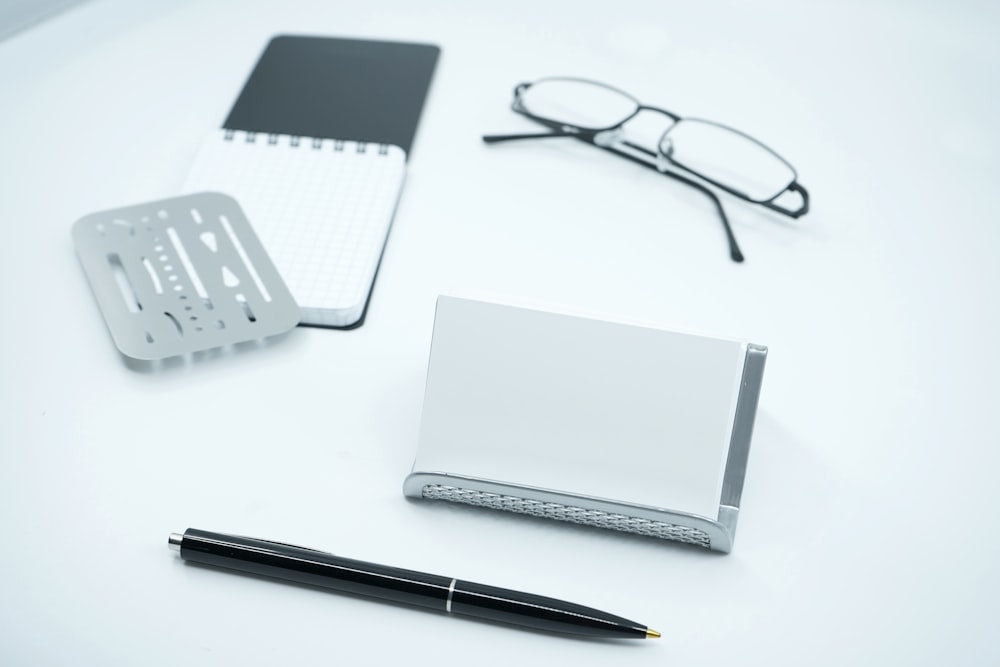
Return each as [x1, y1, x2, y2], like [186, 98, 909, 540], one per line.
[72, 192, 300, 361]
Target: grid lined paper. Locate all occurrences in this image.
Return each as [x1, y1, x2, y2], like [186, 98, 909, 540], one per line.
[183, 130, 406, 327]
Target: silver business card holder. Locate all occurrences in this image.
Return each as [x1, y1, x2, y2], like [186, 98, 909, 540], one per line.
[405, 296, 767, 553]
[72, 192, 300, 364]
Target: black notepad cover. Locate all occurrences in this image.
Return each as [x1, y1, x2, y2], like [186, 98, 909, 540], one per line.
[224, 36, 440, 156]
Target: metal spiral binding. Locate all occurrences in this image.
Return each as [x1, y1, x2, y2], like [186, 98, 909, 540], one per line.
[218, 130, 392, 155]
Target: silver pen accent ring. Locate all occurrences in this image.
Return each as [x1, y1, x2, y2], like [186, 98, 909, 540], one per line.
[445, 578, 457, 613]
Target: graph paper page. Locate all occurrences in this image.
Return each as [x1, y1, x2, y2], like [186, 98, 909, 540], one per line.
[183, 130, 405, 327]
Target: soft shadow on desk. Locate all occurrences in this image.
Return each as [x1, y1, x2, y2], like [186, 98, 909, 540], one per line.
[122, 329, 301, 374]
[175, 559, 654, 647]
[738, 411, 836, 551]
[0, 0, 85, 42]
[375, 366, 432, 477]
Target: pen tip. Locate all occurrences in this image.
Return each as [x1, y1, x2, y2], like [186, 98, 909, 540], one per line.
[645, 629, 661, 639]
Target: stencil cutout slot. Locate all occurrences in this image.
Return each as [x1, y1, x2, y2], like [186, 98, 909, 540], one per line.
[236, 294, 256, 322]
[164, 312, 183, 336]
[141, 257, 163, 294]
[166, 227, 208, 299]
[107, 253, 142, 313]
[200, 232, 218, 252]
[221, 265, 240, 287]
[112, 219, 135, 236]
[220, 215, 271, 302]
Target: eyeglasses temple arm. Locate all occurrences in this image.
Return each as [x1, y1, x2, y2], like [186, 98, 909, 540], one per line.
[682, 175, 743, 263]
[610, 142, 744, 262]
[481, 132, 745, 262]
[482, 130, 583, 143]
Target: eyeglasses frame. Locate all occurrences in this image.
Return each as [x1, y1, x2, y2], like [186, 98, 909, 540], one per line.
[483, 78, 810, 263]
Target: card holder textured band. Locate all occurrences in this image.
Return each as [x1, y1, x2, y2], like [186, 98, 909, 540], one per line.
[404, 296, 767, 552]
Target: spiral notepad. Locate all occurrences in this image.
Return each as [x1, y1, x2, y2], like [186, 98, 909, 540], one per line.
[183, 36, 439, 328]
[183, 130, 406, 328]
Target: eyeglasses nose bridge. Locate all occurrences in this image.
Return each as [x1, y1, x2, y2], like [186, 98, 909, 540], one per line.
[638, 104, 681, 122]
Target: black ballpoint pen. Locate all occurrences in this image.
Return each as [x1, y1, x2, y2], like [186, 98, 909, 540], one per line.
[169, 528, 660, 640]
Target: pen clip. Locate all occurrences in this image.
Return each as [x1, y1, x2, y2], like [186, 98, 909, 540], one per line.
[226, 533, 337, 557]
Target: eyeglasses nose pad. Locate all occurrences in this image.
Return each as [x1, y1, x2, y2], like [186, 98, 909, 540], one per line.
[594, 129, 622, 147]
[659, 136, 674, 158]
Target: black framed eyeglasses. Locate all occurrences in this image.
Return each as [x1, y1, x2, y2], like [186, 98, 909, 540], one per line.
[483, 77, 810, 262]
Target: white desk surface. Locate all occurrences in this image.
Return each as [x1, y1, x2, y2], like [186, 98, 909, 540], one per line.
[1, 1, 997, 665]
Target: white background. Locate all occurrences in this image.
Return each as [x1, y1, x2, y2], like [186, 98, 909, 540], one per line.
[1, 1, 998, 665]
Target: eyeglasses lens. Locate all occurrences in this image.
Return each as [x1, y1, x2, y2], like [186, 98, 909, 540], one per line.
[519, 79, 639, 132]
[659, 120, 795, 202]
